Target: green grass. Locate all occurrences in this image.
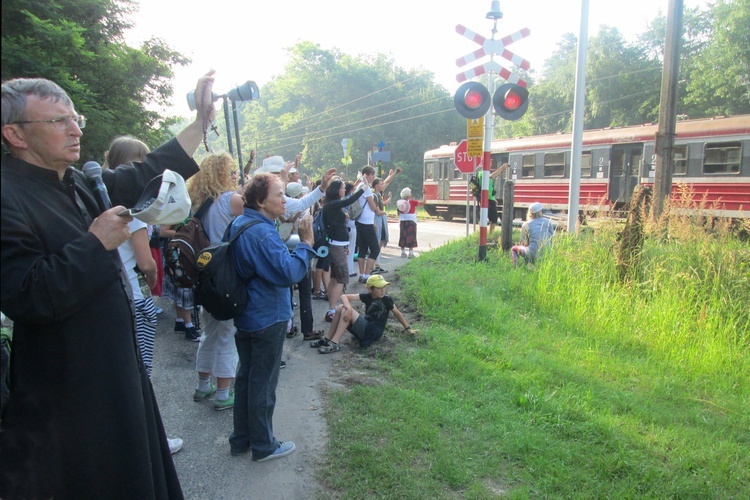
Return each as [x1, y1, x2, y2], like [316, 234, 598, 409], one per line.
[317, 221, 750, 498]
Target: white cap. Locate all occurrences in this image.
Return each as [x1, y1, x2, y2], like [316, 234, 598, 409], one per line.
[255, 155, 285, 174]
[529, 202, 543, 214]
[285, 181, 309, 198]
[124, 169, 191, 225]
[289, 167, 298, 174]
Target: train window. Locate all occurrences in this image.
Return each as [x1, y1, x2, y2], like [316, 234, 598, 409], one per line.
[424, 161, 435, 181]
[612, 149, 625, 176]
[544, 152, 565, 178]
[673, 145, 688, 175]
[703, 142, 741, 174]
[521, 154, 535, 178]
[581, 151, 592, 178]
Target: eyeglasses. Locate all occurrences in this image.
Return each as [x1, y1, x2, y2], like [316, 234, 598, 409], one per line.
[13, 114, 86, 130]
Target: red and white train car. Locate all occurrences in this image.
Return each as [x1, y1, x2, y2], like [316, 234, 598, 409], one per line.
[423, 115, 750, 221]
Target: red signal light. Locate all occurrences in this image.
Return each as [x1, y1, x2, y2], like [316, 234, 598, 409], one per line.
[493, 83, 529, 121]
[504, 91, 522, 111]
[454, 82, 491, 119]
[465, 89, 485, 110]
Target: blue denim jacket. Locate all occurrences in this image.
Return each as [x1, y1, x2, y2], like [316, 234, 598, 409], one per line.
[231, 209, 315, 332]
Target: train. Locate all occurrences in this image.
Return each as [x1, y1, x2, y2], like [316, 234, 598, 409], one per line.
[423, 115, 750, 221]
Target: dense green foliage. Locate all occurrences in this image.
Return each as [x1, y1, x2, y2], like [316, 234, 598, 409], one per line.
[2, 0, 747, 187]
[319, 218, 749, 497]
[1, 0, 188, 163]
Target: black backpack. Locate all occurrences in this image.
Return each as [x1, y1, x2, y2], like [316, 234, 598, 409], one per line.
[312, 210, 328, 250]
[469, 173, 482, 200]
[164, 198, 213, 288]
[194, 220, 260, 321]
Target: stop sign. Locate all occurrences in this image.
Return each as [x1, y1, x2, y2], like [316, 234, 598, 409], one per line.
[454, 139, 481, 174]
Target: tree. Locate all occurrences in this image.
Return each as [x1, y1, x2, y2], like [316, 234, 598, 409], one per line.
[230, 42, 464, 197]
[2, 0, 189, 164]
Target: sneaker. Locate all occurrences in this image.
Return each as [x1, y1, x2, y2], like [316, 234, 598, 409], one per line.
[318, 342, 340, 354]
[185, 326, 201, 342]
[358, 275, 367, 283]
[174, 322, 186, 334]
[155, 307, 164, 315]
[310, 338, 330, 348]
[253, 441, 296, 462]
[214, 391, 235, 411]
[324, 310, 335, 322]
[193, 383, 217, 402]
[168, 437, 184, 454]
[349, 272, 358, 277]
[401, 250, 407, 258]
[303, 330, 325, 341]
[408, 252, 415, 259]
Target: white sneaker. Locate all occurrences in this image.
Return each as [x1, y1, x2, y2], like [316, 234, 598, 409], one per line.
[401, 251, 407, 258]
[168, 437, 183, 454]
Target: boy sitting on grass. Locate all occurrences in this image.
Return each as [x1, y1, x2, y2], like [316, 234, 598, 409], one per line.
[311, 275, 415, 353]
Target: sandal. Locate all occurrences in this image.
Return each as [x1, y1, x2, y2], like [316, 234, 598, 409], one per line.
[303, 330, 325, 341]
[310, 338, 330, 348]
[285, 326, 299, 339]
[318, 342, 340, 354]
[312, 292, 328, 300]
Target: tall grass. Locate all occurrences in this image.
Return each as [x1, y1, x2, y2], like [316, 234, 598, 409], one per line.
[318, 213, 750, 498]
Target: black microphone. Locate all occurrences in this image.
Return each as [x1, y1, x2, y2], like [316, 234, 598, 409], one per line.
[82, 161, 112, 212]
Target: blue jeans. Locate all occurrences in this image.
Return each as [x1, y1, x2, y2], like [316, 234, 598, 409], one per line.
[229, 321, 286, 459]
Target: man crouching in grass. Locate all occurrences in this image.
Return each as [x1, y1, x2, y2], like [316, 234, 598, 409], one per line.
[310, 275, 416, 353]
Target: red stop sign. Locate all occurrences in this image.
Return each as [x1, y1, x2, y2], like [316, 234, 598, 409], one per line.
[454, 139, 481, 174]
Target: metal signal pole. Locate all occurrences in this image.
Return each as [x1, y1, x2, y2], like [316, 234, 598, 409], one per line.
[653, 0, 683, 220]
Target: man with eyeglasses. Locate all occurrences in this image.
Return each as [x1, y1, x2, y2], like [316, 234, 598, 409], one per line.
[0, 72, 216, 499]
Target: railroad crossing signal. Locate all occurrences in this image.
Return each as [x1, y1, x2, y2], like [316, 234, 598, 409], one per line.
[454, 21, 531, 121]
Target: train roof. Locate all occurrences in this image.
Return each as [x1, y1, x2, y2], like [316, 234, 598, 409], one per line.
[424, 115, 750, 158]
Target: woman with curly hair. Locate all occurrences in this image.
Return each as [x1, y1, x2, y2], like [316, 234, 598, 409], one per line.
[184, 153, 244, 411]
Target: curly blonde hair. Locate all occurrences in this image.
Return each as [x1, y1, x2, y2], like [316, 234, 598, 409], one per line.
[187, 153, 237, 209]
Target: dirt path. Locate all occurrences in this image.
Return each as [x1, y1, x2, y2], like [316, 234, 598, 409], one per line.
[152, 239, 415, 499]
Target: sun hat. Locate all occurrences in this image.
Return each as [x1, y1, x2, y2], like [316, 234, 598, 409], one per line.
[285, 181, 309, 198]
[254, 155, 285, 174]
[366, 275, 390, 288]
[122, 169, 191, 225]
[529, 202, 544, 214]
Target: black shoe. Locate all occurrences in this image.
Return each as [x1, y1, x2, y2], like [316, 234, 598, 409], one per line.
[286, 326, 299, 339]
[280, 360, 287, 369]
[310, 338, 330, 348]
[185, 326, 201, 342]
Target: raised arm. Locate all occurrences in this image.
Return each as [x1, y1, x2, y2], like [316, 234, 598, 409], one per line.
[176, 70, 217, 157]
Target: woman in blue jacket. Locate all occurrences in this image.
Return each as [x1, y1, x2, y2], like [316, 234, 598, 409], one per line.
[229, 172, 316, 461]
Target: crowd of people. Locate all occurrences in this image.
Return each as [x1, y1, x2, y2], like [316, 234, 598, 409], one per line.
[0, 70, 555, 497]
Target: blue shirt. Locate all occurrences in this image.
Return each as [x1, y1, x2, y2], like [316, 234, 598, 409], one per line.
[231, 208, 316, 332]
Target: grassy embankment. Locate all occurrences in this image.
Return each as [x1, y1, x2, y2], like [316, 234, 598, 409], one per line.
[318, 208, 750, 498]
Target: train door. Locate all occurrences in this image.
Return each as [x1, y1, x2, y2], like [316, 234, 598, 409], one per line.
[609, 143, 643, 205]
[438, 158, 452, 200]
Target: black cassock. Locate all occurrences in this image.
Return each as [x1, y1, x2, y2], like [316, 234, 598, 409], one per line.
[0, 139, 197, 499]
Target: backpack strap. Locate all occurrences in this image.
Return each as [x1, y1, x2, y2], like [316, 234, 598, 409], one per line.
[193, 197, 215, 234]
[221, 219, 261, 243]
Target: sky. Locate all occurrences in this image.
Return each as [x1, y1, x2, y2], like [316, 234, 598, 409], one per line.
[125, 0, 709, 117]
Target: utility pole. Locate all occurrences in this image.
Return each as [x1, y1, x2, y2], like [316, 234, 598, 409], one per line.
[653, 0, 683, 220]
